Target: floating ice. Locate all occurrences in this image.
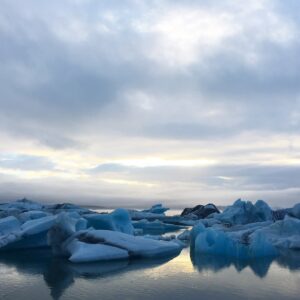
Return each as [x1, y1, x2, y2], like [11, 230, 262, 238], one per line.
[67, 239, 129, 263]
[251, 216, 300, 250]
[48, 218, 182, 263]
[84, 208, 134, 235]
[177, 229, 190, 241]
[191, 223, 278, 259]
[0, 216, 21, 235]
[289, 203, 300, 219]
[142, 204, 169, 214]
[133, 219, 183, 233]
[215, 199, 273, 225]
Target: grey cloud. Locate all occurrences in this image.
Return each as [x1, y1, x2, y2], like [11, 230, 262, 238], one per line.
[0, 154, 55, 171]
[0, 0, 300, 205]
[88, 162, 300, 192]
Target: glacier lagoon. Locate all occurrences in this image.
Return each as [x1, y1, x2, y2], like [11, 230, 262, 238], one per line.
[0, 200, 300, 299]
[0, 247, 299, 300]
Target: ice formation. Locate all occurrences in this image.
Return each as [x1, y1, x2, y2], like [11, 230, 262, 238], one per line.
[215, 199, 273, 225]
[0, 198, 300, 263]
[84, 208, 134, 235]
[142, 204, 169, 214]
[132, 219, 183, 233]
[48, 216, 182, 263]
[190, 200, 300, 259]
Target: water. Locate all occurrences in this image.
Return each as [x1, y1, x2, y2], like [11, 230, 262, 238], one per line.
[0, 247, 299, 300]
[0, 209, 299, 299]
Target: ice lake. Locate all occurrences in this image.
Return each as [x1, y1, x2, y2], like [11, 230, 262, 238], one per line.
[0, 207, 300, 300]
[0, 247, 300, 300]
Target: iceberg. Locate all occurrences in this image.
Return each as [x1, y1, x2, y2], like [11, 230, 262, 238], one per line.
[67, 240, 129, 263]
[215, 199, 273, 225]
[18, 211, 50, 223]
[0, 198, 44, 211]
[289, 203, 300, 219]
[142, 203, 169, 214]
[74, 230, 182, 259]
[181, 203, 220, 219]
[48, 215, 182, 263]
[250, 216, 300, 250]
[84, 208, 134, 235]
[177, 229, 190, 241]
[0, 215, 58, 250]
[190, 223, 278, 259]
[0, 216, 21, 235]
[132, 219, 183, 234]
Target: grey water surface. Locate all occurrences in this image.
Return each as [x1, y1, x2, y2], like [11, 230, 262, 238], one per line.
[0, 246, 300, 300]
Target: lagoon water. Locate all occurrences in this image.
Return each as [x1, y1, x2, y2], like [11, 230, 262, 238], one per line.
[0, 248, 300, 300]
[0, 209, 299, 300]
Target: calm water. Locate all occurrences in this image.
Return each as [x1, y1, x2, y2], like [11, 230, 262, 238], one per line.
[0, 247, 300, 300]
[0, 209, 299, 300]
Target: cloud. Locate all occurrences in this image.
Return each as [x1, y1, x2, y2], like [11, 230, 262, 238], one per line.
[0, 154, 55, 171]
[0, 0, 299, 205]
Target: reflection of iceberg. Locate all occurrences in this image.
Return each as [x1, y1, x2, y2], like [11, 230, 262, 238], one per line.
[275, 250, 300, 271]
[191, 248, 300, 279]
[0, 248, 177, 300]
[190, 249, 274, 278]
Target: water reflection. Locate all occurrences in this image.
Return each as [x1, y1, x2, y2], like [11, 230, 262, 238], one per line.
[0, 249, 178, 300]
[190, 248, 300, 278]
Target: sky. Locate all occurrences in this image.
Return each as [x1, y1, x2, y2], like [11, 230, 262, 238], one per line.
[0, 0, 300, 208]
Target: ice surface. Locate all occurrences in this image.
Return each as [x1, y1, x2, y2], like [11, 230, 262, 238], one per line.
[250, 216, 300, 250]
[142, 204, 169, 214]
[84, 208, 134, 235]
[191, 224, 278, 259]
[18, 211, 50, 223]
[0, 216, 21, 235]
[0, 198, 44, 211]
[289, 203, 300, 219]
[133, 219, 183, 233]
[67, 239, 129, 263]
[48, 218, 182, 263]
[1, 198, 299, 264]
[215, 199, 273, 225]
[76, 230, 182, 259]
[129, 210, 166, 221]
[21, 215, 57, 235]
[177, 229, 190, 241]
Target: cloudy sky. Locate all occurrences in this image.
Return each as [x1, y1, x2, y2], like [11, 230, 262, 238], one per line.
[0, 0, 300, 207]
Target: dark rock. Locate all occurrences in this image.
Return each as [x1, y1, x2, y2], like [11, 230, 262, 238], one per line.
[181, 203, 220, 219]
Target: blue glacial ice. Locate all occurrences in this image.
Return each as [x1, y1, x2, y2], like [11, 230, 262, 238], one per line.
[190, 199, 300, 259]
[142, 203, 169, 214]
[48, 214, 182, 263]
[215, 199, 273, 225]
[84, 208, 134, 234]
[132, 219, 183, 234]
[1, 198, 300, 263]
